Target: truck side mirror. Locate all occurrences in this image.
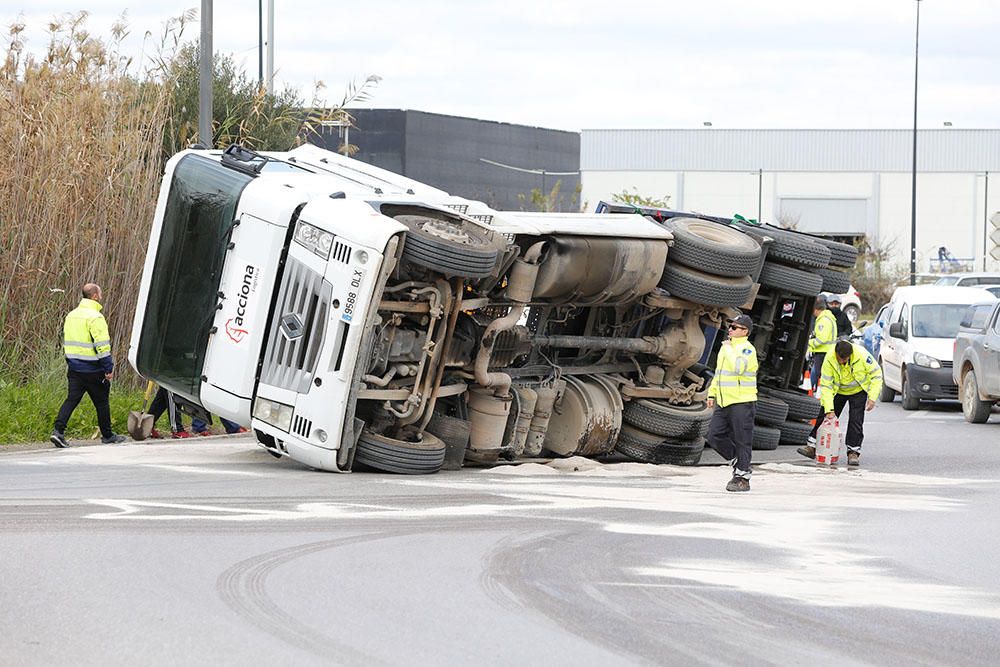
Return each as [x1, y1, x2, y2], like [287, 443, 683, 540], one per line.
[888, 322, 907, 340]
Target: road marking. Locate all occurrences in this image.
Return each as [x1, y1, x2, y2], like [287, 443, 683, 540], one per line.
[906, 410, 965, 420]
[140, 464, 264, 477]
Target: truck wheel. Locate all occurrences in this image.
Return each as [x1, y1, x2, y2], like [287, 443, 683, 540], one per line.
[814, 237, 859, 269]
[816, 266, 851, 295]
[615, 425, 704, 466]
[658, 262, 753, 307]
[397, 215, 499, 278]
[760, 387, 821, 422]
[752, 425, 781, 450]
[662, 218, 762, 278]
[962, 370, 993, 423]
[900, 369, 920, 410]
[754, 396, 789, 426]
[622, 400, 713, 440]
[878, 362, 896, 402]
[736, 224, 831, 269]
[758, 261, 824, 297]
[776, 419, 814, 445]
[354, 430, 446, 474]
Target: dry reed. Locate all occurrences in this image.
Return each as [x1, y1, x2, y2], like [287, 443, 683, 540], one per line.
[0, 12, 184, 383]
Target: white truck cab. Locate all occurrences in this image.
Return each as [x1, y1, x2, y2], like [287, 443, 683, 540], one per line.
[130, 144, 760, 473]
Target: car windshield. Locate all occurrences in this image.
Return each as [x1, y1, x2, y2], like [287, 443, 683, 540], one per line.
[135, 155, 252, 403]
[911, 304, 973, 338]
[934, 277, 959, 286]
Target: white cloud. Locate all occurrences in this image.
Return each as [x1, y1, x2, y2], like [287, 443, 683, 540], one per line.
[7, 0, 1000, 130]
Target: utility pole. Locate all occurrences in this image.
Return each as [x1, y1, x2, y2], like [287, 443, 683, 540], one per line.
[909, 0, 921, 284]
[199, 0, 213, 147]
[265, 0, 275, 95]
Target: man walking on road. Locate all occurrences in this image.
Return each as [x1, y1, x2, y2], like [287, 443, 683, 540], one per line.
[706, 314, 758, 492]
[808, 295, 838, 394]
[51, 283, 126, 448]
[800, 339, 882, 467]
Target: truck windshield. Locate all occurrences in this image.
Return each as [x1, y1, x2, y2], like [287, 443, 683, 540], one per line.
[136, 155, 252, 402]
[911, 304, 972, 338]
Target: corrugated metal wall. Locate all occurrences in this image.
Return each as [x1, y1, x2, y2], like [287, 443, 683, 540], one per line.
[582, 129, 1000, 173]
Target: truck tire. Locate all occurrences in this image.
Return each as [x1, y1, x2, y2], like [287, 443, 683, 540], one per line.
[815, 237, 859, 269]
[760, 387, 821, 422]
[622, 400, 713, 440]
[816, 267, 851, 295]
[658, 262, 754, 307]
[962, 370, 993, 424]
[662, 218, 762, 278]
[354, 430, 446, 474]
[752, 425, 781, 451]
[754, 396, 790, 426]
[397, 215, 499, 278]
[776, 419, 814, 445]
[736, 224, 831, 269]
[900, 368, 920, 410]
[615, 425, 704, 466]
[758, 262, 824, 297]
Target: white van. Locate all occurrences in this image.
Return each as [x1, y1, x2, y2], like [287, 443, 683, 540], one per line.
[879, 285, 995, 409]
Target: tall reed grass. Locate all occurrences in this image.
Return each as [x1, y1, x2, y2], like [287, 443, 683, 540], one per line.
[0, 12, 182, 384]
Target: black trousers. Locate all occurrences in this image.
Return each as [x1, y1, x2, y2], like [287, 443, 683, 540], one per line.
[707, 401, 755, 478]
[809, 391, 867, 452]
[149, 387, 184, 432]
[54, 370, 113, 438]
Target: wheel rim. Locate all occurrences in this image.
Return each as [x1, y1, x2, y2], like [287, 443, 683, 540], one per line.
[420, 219, 476, 245]
[964, 375, 976, 411]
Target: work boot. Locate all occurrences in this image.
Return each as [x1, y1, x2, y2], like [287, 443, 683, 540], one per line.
[172, 430, 192, 439]
[726, 476, 750, 492]
[797, 445, 816, 460]
[149, 429, 164, 439]
[101, 434, 126, 444]
[50, 431, 69, 448]
[847, 451, 860, 467]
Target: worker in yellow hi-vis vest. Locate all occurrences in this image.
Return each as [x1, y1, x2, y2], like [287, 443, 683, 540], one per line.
[706, 313, 758, 493]
[51, 283, 126, 448]
[808, 294, 838, 394]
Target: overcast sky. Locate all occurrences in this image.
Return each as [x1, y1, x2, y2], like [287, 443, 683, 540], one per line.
[10, 1, 1000, 131]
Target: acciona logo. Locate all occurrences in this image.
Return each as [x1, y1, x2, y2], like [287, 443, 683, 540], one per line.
[225, 265, 256, 343]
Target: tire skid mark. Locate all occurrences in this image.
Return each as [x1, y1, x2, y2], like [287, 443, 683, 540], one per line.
[216, 531, 414, 664]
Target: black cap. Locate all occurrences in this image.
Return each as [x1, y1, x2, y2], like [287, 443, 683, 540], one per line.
[730, 314, 753, 334]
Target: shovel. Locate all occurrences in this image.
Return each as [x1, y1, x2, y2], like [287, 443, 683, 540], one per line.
[127, 381, 157, 441]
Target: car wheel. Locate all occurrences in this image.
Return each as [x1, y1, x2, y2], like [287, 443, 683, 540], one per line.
[843, 304, 861, 322]
[878, 361, 896, 402]
[900, 368, 920, 410]
[962, 370, 993, 424]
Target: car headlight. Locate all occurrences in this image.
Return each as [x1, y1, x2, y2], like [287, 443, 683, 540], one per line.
[293, 220, 334, 259]
[253, 398, 294, 431]
[913, 352, 941, 369]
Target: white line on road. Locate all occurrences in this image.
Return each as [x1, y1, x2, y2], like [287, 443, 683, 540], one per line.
[140, 464, 264, 477]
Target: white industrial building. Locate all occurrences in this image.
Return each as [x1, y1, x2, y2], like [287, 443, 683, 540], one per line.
[580, 129, 1000, 272]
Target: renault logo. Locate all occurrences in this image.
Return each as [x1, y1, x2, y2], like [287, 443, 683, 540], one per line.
[279, 313, 305, 341]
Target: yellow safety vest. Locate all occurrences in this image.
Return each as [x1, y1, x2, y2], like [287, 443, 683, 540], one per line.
[709, 336, 758, 407]
[809, 309, 838, 354]
[819, 343, 883, 413]
[63, 299, 113, 373]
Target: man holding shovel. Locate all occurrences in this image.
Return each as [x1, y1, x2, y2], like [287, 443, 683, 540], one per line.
[799, 340, 882, 467]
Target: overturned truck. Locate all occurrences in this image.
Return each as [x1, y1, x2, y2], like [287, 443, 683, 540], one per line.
[130, 144, 852, 473]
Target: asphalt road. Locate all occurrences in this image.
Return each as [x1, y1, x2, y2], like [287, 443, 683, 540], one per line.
[2, 400, 999, 666]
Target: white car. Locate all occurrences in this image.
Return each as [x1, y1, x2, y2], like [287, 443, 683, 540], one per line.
[833, 285, 862, 322]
